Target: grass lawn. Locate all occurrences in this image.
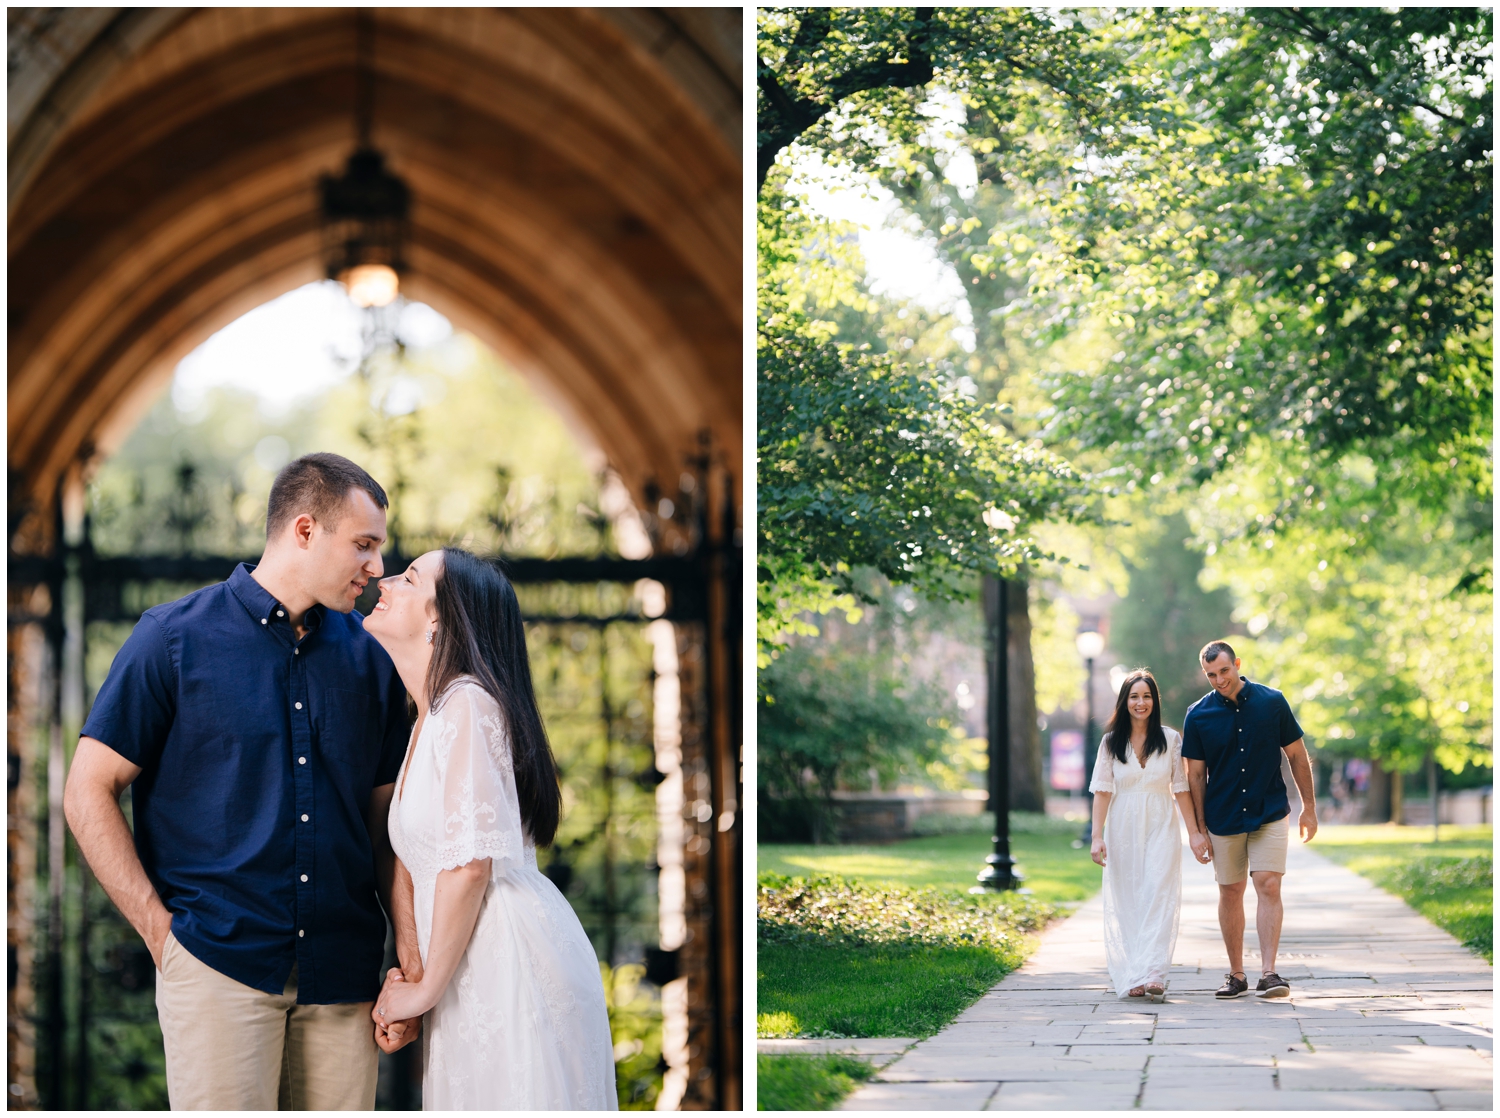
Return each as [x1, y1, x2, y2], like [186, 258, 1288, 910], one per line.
[758, 815, 1103, 1048]
[1313, 824, 1492, 961]
[759, 937, 1020, 1040]
[757, 1053, 874, 1112]
[758, 819, 1100, 904]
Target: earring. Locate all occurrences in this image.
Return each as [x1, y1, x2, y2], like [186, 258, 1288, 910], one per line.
[425, 629, 434, 644]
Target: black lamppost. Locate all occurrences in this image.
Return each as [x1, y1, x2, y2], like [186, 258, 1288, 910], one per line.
[1074, 629, 1105, 848]
[975, 576, 1023, 891]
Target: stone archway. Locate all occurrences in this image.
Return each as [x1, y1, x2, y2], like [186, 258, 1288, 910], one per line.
[7, 7, 741, 1109]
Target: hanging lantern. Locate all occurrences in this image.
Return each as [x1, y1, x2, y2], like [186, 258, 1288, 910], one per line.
[319, 148, 410, 307]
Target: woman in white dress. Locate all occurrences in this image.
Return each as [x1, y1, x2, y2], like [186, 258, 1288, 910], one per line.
[1088, 669, 1207, 1002]
[363, 547, 617, 1110]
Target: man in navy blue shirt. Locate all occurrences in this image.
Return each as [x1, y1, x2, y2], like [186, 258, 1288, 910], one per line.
[65, 454, 421, 1109]
[1182, 640, 1318, 1002]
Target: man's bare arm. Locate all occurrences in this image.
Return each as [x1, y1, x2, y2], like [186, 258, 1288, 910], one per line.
[1283, 738, 1319, 842]
[368, 781, 423, 1052]
[368, 783, 422, 979]
[1185, 757, 1212, 862]
[64, 737, 173, 967]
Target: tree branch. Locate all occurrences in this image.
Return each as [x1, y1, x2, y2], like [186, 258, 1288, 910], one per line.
[757, 8, 937, 190]
[1276, 9, 1459, 124]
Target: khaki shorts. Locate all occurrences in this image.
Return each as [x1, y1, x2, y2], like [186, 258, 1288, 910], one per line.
[155, 931, 377, 1110]
[1208, 815, 1289, 885]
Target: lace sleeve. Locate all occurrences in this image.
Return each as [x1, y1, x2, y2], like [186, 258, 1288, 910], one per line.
[1088, 735, 1115, 793]
[1168, 728, 1190, 794]
[434, 681, 526, 876]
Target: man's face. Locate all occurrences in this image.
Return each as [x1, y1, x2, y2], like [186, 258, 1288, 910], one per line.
[304, 489, 387, 612]
[1202, 653, 1242, 697]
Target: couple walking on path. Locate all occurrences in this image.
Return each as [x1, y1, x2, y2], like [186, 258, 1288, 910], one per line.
[1089, 641, 1317, 1003]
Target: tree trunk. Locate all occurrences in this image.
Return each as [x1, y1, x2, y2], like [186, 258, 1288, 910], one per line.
[1365, 761, 1391, 823]
[1390, 768, 1404, 827]
[1007, 576, 1044, 813]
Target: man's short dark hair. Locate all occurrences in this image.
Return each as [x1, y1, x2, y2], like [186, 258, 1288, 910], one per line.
[266, 453, 388, 538]
[1200, 639, 1237, 665]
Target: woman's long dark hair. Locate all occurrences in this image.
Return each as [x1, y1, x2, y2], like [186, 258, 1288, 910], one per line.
[425, 548, 561, 847]
[1105, 668, 1168, 765]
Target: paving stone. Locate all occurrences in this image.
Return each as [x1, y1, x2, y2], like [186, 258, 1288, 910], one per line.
[848, 835, 1492, 1110]
[1151, 1028, 1307, 1045]
[988, 1081, 1140, 1110]
[757, 1038, 916, 1057]
[1141, 1048, 1279, 1067]
[1414, 1033, 1493, 1049]
[1277, 1046, 1492, 1091]
[1140, 1087, 1440, 1110]
[1433, 1090, 1494, 1110]
[840, 1080, 999, 1110]
[880, 1055, 1149, 1083]
[920, 1023, 1084, 1046]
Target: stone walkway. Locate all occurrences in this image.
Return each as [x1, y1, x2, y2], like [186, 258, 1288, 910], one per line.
[836, 836, 1492, 1111]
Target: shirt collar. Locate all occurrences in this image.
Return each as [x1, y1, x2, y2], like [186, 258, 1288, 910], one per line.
[228, 562, 323, 632]
[1219, 678, 1254, 708]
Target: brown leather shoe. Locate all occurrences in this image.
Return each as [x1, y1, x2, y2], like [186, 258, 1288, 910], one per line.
[1256, 972, 1290, 998]
[1215, 972, 1249, 999]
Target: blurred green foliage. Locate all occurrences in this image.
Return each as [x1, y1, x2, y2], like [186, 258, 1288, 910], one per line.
[756, 6, 1490, 780]
[758, 639, 953, 840]
[1109, 512, 1235, 723]
[601, 963, 664, 1110]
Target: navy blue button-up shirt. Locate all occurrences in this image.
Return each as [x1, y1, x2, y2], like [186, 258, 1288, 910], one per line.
[1182, 679, 1304, 837]
[80, 563, 409, 1003]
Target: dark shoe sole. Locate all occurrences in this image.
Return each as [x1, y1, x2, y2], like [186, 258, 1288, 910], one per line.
[1257, 985, 1291, 998]
[1215, 989, 1249, 999]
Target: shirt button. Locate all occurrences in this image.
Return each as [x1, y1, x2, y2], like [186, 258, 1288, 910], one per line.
[277, 610, 285, 617]
[295, 702, 303, 710]
[261, 618, 267, 625]
[301, 814, 309, 822]
[294, 649, 299, 655]
[298, 929, 305, 938]
[298, 756, 307, 765]
[300, 874, 308, 882]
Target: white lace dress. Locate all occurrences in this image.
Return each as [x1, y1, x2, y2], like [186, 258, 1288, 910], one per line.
[388, 678, 617, 1110]
[1088, 728, 1190, 998]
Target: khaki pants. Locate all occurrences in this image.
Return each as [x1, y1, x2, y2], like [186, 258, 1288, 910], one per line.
[156, 932, 378, 1110]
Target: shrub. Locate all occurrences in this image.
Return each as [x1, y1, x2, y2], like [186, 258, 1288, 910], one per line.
[757, 873, 1054, 952]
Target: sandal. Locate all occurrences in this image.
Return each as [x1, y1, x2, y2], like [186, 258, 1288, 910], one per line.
[1145, 982, 1166, 1003]
[1127, 985, 1146, 998]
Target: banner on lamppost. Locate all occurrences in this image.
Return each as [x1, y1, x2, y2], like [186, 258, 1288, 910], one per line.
[1050, 730, 1085, 792]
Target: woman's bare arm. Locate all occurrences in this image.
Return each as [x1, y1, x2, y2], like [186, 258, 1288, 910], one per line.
[1090, 790, 1112, 866]
[373, 860, 489, 1025]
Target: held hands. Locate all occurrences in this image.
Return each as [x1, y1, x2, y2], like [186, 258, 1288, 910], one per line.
[1299, 809, 1318, 844]
[1188, 831, 1213, 864]
[1090, 837, 1106, 868]
[372, 967, 427, 1054]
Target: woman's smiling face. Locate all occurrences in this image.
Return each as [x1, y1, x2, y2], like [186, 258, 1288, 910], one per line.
[366, 549, 443, 645]
[1128, 679, 1154, 720]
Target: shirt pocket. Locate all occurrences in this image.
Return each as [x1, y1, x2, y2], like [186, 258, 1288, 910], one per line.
[317, 687, 380, 782]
